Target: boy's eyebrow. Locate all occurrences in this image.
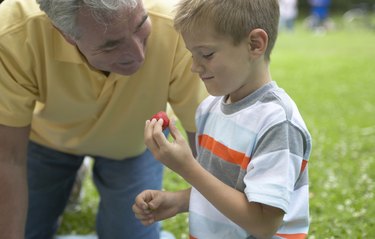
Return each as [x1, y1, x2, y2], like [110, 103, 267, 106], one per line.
[188, 45, 212, 52]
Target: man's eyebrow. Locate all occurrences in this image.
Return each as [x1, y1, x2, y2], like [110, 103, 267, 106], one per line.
[94, 15, 148, 51]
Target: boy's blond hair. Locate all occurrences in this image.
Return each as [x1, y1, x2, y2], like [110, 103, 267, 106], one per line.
[174, 0, 280, 61]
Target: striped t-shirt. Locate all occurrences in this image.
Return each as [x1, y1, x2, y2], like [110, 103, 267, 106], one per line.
[189, 81, 312, 239]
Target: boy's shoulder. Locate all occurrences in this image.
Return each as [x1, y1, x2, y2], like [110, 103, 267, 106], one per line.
[200, 95, 221, 107]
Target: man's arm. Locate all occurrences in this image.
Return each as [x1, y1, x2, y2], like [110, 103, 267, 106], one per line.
[0, 124, 30, 239]
[185, 131, 197, 157]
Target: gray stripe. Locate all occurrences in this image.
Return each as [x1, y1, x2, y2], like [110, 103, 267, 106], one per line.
[258, 90, 313, 159]
[221, 81, 277, 115]
[295, 170, 308, 190]
[253, 121, 307, 159]
[259, 89, 293, 121]
[198, 149, 247, 191]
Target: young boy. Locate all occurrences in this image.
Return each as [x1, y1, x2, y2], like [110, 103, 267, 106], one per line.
[133, 0, 312, 238]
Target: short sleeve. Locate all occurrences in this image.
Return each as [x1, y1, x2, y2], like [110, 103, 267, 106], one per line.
[244, 121, 306, 212]
[0, 35, 37, 127]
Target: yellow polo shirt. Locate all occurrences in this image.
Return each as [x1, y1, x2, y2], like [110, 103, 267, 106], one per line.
[0, 0, 206, 159]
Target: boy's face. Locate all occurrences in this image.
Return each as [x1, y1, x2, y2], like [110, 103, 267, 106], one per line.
[66, 1, 151, 76]
[182, 26, 261, 103]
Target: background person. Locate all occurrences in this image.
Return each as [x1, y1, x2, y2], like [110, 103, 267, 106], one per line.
[279, 0, 298, 32]
[308, 0, 332, 30]
[0, 0, 206, 238]
[133, 0, 312, 238]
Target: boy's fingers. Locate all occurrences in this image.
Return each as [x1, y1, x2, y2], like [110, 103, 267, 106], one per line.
[144, 119, 160, 151]
[151, 119, 169, 147]
[134, 212, 155, 225]
[132, 190, 160, 226]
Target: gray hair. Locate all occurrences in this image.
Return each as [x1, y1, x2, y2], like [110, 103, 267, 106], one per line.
[37, 0, 138, 40]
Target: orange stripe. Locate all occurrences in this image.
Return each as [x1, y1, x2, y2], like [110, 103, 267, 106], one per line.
[276, 233, 307, 239]
[300, 159, 308, 174]
[198, 134, 251, 170]
[189, 235, 197, 239]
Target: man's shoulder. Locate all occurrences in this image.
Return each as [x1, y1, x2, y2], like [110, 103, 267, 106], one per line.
[144, 0, 177, 20]
[144, 0, 182, 50]
[0, 0, 45, 35]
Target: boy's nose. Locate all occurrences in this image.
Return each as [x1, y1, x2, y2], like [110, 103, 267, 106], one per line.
[191, 59, 204, 73]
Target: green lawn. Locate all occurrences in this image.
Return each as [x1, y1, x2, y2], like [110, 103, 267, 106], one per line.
[58, 19, 375, 238]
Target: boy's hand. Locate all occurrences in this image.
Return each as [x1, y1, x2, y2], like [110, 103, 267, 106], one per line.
[144, 118, 195, 175]
[132, 190, 187, 226]
[150, 111, 170, 130]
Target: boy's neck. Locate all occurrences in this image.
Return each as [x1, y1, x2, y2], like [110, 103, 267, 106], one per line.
[227, 65, 271, 103]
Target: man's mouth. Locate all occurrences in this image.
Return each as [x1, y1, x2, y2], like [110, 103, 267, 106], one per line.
[120, 61, 136, 66]
[200, 75, 214, 80]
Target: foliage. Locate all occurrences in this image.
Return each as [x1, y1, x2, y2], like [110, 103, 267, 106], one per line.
[57, 19, 375, 238]
[273, 25, 375, 238]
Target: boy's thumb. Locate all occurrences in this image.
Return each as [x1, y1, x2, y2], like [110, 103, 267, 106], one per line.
[147, 198, 161, 211]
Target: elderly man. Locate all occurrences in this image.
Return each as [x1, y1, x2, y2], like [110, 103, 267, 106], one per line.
[0, 0, 206, 238]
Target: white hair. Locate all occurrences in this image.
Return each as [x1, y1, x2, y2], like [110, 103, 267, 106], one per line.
[37, 0, 138, 39]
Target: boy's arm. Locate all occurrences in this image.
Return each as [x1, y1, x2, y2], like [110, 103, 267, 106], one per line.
[133, 188, 191, 225]
[145, 119, 284, 238]
[181, 159, 284, 239]
[0, 124, 30, 239]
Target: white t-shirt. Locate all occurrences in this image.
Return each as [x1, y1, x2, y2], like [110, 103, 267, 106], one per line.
[189, 82, 312, 239]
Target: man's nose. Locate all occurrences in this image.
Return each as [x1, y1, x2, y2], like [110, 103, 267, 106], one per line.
[127, 37, 145, 62]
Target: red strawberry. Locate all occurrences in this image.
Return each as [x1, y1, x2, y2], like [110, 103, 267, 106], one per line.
[150, 111, 170, 130]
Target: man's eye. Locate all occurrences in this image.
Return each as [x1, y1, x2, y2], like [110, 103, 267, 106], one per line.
[102, 46, 117, 52]
[203, 52, 214, 58]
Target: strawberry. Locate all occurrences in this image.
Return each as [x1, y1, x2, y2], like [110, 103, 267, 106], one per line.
[150, 111, 170, 130]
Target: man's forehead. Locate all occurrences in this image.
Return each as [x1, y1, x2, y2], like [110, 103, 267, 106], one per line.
[76, 3, 146, 41]
[77, 1, 145, 29]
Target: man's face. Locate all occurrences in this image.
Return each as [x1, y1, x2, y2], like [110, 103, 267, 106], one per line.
[71, 1, 151, 75]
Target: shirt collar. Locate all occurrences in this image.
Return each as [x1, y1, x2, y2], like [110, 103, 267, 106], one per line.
[53, 28, 86, 64]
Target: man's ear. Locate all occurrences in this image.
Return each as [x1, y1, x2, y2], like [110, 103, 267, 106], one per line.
[54, 25, 77, 46]
[247, 29, 268, 57]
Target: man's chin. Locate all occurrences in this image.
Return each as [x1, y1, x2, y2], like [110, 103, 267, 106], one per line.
[112, 62, 144, 76]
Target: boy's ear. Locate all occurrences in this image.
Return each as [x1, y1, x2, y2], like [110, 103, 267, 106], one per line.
[247, 29, 268, 57]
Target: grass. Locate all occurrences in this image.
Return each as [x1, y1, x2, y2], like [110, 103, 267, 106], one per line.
[57, 18, 375, 238]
